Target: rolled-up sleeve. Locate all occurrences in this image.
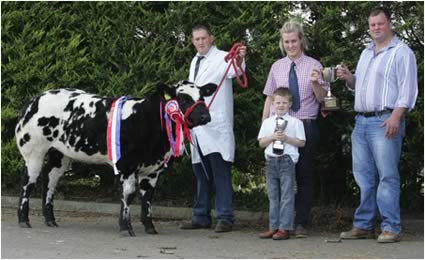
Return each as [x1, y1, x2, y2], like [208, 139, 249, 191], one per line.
[395, 47, 418, 110]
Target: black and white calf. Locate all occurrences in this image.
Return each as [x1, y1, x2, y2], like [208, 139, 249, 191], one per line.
[15, 81, 217, 236]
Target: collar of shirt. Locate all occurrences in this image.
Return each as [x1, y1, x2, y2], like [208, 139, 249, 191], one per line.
[272, 113, 291, 121]
[196, 45, 216, 59]
[366, 35, 400, 53]
[284, 52, 306, 67]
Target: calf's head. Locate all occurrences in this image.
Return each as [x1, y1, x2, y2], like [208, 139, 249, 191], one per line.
[167, 80, 217, 128]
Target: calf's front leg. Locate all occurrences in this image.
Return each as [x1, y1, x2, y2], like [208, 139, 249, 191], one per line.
[119, 173, 137, 237]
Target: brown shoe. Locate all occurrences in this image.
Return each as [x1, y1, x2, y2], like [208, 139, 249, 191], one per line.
[272, 230, 289, 240]
[259, 230, 278, 239]
[377, 231, 400, 243]
[340, 227, 374, 239]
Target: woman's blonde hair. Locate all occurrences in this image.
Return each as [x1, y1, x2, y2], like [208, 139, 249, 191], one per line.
[278, 19, 308, 55]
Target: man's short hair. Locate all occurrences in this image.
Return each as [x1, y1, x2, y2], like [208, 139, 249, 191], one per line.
[272, 88, 293, 102]
[192, 23, 212, 35]
[369, 7, 391, 21]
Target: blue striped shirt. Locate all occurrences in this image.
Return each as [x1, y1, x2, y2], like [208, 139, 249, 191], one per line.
[354, 36, 418, 112]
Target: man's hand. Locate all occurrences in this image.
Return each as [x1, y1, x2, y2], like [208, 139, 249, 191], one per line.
[381, 115, 401, 139]
[336, 64, 352, 81]
[380, 108, 406, 138]
[310, 67, 321, 84]
[238, 45, 247, 59]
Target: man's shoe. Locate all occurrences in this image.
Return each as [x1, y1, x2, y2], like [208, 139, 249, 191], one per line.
[295, 225, 308, 238]
[259, 230, 278, 239]
[179, 222, 211, 230]
[340, 227, 374, 239]
[377, 231, 400, 243]
[214, 222, 233, 233]
[272, 230, 289, 240]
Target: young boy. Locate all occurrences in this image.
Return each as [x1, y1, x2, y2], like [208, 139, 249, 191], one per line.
[257, 88, 306, 240]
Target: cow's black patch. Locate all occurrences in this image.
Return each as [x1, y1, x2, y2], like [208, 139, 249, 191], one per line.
[16, 124, 22, 133]
[148, 173, 157, 178]
[19, 133, 31, 147]
[38, 116, 60, 128]
[49, 90, 61, 94]
[47, 137, 54, 142]
[89, 101, 94, 107]
[140, 179, 154, 190]
[70, 93, 81, 98]
[43, 127, 52, 136]
[53, 130, 59, 138]
[60, 98, 110, 156]
[46, 149, 64, 169]
[22, 96, 41, 126]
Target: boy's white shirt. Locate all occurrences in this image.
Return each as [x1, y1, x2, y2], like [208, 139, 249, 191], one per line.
[257, 113, 306, 163]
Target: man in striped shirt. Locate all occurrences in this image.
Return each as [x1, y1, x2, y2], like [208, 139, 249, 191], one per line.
[337, 7, 418, 243]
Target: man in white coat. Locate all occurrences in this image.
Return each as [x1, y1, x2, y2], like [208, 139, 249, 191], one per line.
[180, 23, 247, 232]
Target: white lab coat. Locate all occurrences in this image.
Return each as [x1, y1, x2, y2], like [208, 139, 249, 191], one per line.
[189, 46, 246, 163]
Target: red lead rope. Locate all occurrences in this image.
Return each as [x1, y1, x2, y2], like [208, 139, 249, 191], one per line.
[207, 43, 248, 109]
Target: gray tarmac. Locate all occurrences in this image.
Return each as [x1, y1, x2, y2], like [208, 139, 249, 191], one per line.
[1, 196, 424, 259]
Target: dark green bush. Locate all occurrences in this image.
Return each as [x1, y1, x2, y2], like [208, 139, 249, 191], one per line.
[1, 1, 423, 211]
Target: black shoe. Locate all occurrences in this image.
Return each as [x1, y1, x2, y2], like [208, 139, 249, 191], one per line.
[295, 225, 308, 238]
[214, 222, 233, 233]
[179, 222, 211, 230]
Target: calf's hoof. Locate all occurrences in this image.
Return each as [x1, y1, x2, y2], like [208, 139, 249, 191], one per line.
[45, 221, 58, 227]
[19, 222, 32, 228]
[120, 229, 136, 237]
[145, 227, 158, 234]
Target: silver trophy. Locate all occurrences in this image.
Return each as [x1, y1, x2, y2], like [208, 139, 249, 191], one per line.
[321, 66, 340, 111]
[272, 117, 288, 155]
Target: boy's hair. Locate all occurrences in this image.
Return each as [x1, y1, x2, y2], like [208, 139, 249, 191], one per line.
[272, 88, 293, 102]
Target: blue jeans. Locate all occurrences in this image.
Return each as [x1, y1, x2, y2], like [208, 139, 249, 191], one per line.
[266, 155, 295, 230]
[351, 113, 405, 234]
[192, 152, 233, 225]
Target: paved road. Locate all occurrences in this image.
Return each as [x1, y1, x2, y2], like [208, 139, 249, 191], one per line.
[1, 207, 423, 259]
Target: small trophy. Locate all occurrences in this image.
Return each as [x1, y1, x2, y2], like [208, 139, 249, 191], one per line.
[321, 66, 340, 111]
[272, 117, 288, 155]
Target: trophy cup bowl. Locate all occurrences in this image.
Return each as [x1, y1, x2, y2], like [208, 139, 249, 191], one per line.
[272, 117, 287, 155]
[321, 66, 340, 111]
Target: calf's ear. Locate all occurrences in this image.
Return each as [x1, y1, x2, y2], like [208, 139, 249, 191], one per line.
[157, 83, 176, 99]
[199, 83, 218, 97]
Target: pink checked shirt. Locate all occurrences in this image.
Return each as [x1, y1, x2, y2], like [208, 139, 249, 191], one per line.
[263, 53, 328, 119]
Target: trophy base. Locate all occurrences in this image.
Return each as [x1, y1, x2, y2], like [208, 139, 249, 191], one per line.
[321, 98, 340, 111]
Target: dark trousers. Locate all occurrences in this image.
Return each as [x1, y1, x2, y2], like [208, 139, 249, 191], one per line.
[192, 152, 234, 225]
[294, 119, 320, 226]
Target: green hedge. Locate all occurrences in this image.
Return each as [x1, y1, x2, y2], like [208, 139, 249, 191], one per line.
[1, 1, 423, 211]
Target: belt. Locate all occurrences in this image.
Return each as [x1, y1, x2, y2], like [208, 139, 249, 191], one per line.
[301, 119, 316, 123]
[357, 109, 393, 118]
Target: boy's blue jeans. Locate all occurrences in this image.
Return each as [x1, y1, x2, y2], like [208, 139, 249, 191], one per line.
[351, 113, 405, 234]
[266, 155, 295, 231]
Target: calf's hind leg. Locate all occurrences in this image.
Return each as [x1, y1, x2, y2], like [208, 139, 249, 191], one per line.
[18, 153, 46, 228]
[42, 149, 71, 227]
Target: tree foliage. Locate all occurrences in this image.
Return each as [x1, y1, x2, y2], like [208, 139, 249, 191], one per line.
[1, 1, 423, 211]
